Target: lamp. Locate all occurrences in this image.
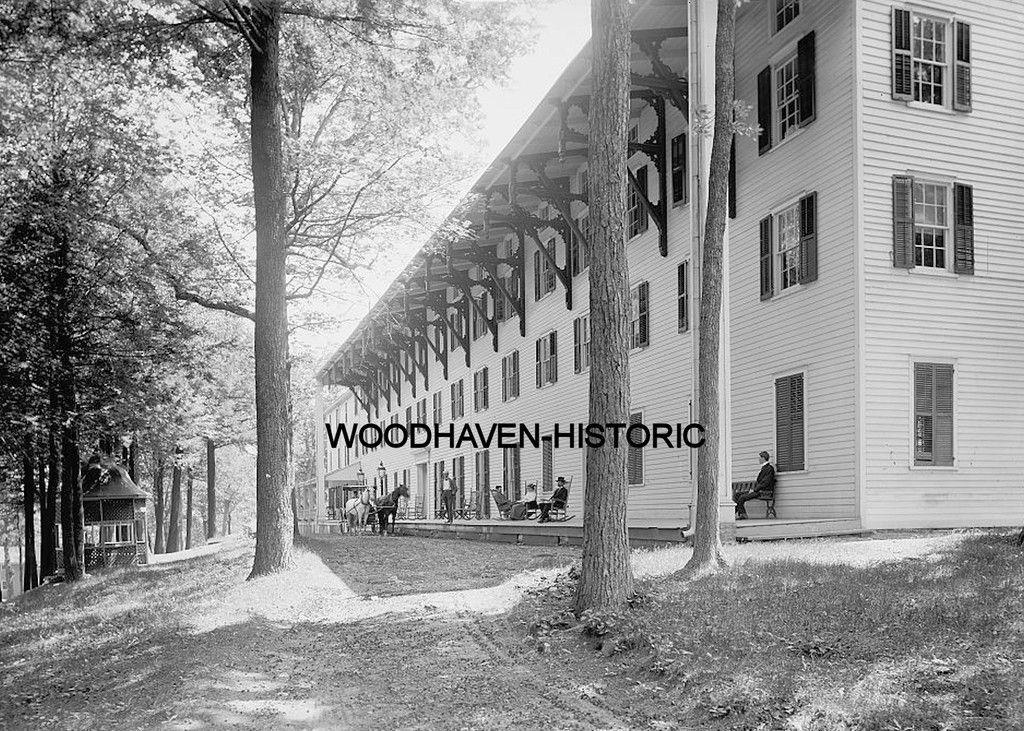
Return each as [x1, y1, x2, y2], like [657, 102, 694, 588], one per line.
[356, 467, 365, 485]
[377, 461, 387, 490]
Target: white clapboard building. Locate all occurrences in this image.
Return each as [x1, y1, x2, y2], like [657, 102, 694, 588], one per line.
[308, 0, 1024, 540]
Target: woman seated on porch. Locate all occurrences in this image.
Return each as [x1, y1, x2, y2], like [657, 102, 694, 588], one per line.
[497, 483, 537, 521]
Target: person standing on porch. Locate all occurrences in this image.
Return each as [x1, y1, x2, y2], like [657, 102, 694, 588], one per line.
[440, 469, 457, 523]
[734, 451, 775, 519]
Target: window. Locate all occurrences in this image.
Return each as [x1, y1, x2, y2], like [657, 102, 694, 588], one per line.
[100, 523, 134, 544]
[450, 308, 465, 352]
[472, 293, 489, 341]
[541, 437, 554, 492]
[891, 176, 974, 273]
[629, 282, 650, 350]
[403, 406, 411, 429]
[569, 216, 589, 277]
[475, 450, 491, 518]
[535, 331, 558, 388]
[452, 455, 465, 508]
[671, 133, 687, 205]
[774, 0, 799, 32]
[416, 398, 427, 425]
[892, 9, 971, 111]
[473, 367, 489, 412]
[450, 379, 464, 420]
[502, 350, 520, 401]
[432, 391, 442, 426]
[503, 447, 522, 501]
[757, 32, 815, 154]
[628, 123, 639, 146]
[577, 168, 589, 200]
[775, 373, 805, 472]
[775, 54, 800, 143]
[760, 192, 818, 299]
[534, 240, 557, 300]
[914, 362, 954, 466]
[573, 314, 590, 373]
[627, 166, 649, 239]
[677, 261, 689, 332]
[628, 411, 644, 485]
[433, 323, 443, 355]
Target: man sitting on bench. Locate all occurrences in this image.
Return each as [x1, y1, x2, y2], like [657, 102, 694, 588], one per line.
[734, 451, 775, 520]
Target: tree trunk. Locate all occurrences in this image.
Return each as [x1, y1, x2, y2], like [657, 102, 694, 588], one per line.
[185, 468, 194, 549]
[166, 453, 182, 553]
[153, 458, 166, 554]
[684, 0, 735, 577]
[40, 430, 58, 578]
[248, 1, 294, 579]
[128, 436, 137, 482]
[22, 433, 39, 592]
[206, 437, 216, 540]
[574, 0, 635, 613]
[58, 368, 84, 581]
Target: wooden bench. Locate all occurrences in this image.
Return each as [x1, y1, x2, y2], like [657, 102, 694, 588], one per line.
[731, 480, 777, 519]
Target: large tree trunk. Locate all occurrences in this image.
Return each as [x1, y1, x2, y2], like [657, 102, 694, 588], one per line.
[185, 468, 194, 549]
[40, 430, 58, 578]
[684, 0, 735, 576]
[574, 0, 635, 613]
[166, 453, 182, 553]
[206, 437, 216, 540]
[248, 1, 294, 579]
[58, 361, 84, 581]
[22, 433, 38, 592]
[153, 458, 166, 554]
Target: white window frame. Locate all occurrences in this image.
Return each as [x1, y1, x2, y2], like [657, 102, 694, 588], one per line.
[772, 0, 800, 34]
[912, 179, 951, 270]
[626, 166, 648, 240]
[775, 199, 802, 292]
[538, 331, 557, 387]
[774, 52, 800, 144]
[502, 350, 520, 402]
[628, 282, 648, 351]
[907, 356, 958, 471]
[907, 9, 953, 109]
[574, 312, 591, 373]
[772, 368, 808, 475]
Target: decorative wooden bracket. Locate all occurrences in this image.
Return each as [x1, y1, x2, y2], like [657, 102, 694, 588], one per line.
[449, 269, 499, 353]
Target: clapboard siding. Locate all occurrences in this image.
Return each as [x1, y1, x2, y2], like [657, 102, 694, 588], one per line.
[730, 0, 859, 519]
[324, 104, 697, 528]
[859, 0, 1024, 528]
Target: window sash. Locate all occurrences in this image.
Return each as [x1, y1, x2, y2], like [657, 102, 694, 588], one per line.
[775, 54, 800, 142]
[912, 15, 948, 105]
[776, 203, 801, 290]
[774, 0, 799, 32]
[671, 133, 687, 205]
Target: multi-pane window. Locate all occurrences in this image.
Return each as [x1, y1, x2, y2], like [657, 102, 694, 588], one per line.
[541, 437, 554, 492]
[534, 241, 557, 300]
[450, 308, 465, 352]
[629, 282, 650, 350]
[573, 314, 590, 373]
[503, 446, 522, 501]
[450, 379, 464, 420]
[405, 406, 412, 429]
[776, 201, 801, 290]
[671, 133, 687, 205]
[472, 293, 489, 341]
[912, 16, 947, 105]
[473, 367, 489, 412]
[475, 450, 491, 518]
[774, 0, 799, 32]
[775, 54, 800, 142]
[913, 181, 948, 268]
[775, 373, 805, 472]
[569, 216, 589, 277]
[432, 391, 442, 426]
[100, 523, 134, 544]
[914, 362, 954, 466]
[501, 350, 520, 401]
[627, 411, 644, 486]
[415, 398, 426, 426]
[535, 331, 558, 388]
[627, 166, 649, 239]
[677, 261, 689, 332]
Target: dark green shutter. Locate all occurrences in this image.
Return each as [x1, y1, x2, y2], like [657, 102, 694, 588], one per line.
[775, 374, 805, 472]
[760, 215, 774, 300]
[535, 338, 542, 388]
[728, 136, 737, 219]
[638, 165, 649, 232]
[677, 262, 688, 332]
[954, 21, 972, 112]
[757, 66, 773, 154]
[798, 192, 818, 283]
[638, 281, 650, 347]
[892, 8, 913, 100]
[501, 356, 508, 401]
[533, 250, 541, 300]
[933, 364, 954, 466]
[512, 350, 519, 397]
[482, 367, 488, 409]
[892, 175, 915, 269]
[573, 318, 582, 373]
[549, 331, 558, 383]
[953, 183, 974, 275]
[797, 31, 816, 126]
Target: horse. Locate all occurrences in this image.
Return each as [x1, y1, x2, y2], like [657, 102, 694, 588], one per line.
[344, 488, 373, 533]
[374, 484, 410, 537]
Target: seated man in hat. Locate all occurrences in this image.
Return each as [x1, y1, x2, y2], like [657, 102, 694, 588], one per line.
[734, 451, 775, 519]
[537, 476, 570, 523]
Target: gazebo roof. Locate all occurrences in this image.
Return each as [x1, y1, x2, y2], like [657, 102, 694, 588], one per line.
[82, 463, 149, 501]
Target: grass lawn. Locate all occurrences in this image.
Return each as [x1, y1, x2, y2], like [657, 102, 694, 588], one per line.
[0, 531, 1021, 730]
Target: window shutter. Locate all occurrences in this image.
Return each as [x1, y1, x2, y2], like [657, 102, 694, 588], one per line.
[573, 318, 581, 373]
[757, 66, 773, 154]
[677, 262, 688, 332]
[482, 367, 488, 409]
[933, 364, 954, 466]
[638, 166, 649, 232]
[535, 339, 543, 388]
[796, 31, 816, 126]
[728, 136, 737, 219]
[914, 363, 933, 463]
[798, 192, 819, 283]
[494, 291, 505, 322]
[549, 331, 558, 383]
[536, 247, 544, 298]
[638, 281, 650, 347]
[759, 215, 774, 300]
[953, 183, 974, 275]
[512, 350, 519, 397]
[891, 8, 913, 100]
[953, 21, 972, 112]
[775, 378, 791, 470]
[891, 175, 915, 269]
[790, 375, 804, 471]
[502, 357, 508, 401]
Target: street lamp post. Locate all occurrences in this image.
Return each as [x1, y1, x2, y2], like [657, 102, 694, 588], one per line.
[377, 461, 387, 494]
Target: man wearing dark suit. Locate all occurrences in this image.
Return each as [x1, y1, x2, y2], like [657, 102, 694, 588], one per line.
[734, 451, 775, 519]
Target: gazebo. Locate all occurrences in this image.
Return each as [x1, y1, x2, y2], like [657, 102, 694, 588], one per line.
[82, 461, 150, 571]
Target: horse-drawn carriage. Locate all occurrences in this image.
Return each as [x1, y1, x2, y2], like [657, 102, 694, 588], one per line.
[341, 485, 411, 536]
